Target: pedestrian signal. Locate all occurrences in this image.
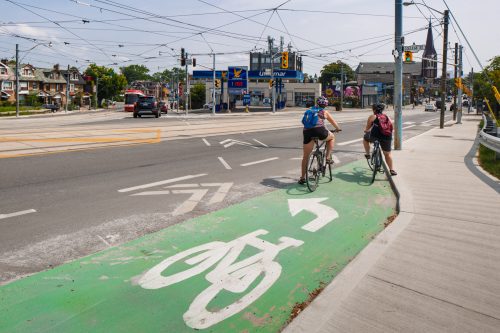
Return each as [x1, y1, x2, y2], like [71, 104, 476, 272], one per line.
[404, 51, 413, 63]
[192, 58, 196, 67]
[269, 79, 274, 88]
[214, 79, 221, 88]
[281, 51, 289, 69]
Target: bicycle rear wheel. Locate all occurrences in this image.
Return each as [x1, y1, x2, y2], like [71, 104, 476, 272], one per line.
[306, 153, 321, 192]
[371, 148, 381, 184]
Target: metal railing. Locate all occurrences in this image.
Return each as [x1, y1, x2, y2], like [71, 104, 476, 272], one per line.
[479, 113, 500, 154]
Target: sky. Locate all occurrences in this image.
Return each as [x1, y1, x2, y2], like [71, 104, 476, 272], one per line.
[0, 0, 498, 76]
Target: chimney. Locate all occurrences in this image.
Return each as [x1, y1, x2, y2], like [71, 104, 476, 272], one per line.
[54, 64, 60, 71]
[1, 59, 8, 65]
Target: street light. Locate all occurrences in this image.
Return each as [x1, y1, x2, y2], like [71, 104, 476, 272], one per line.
[404, 1, 449, 129]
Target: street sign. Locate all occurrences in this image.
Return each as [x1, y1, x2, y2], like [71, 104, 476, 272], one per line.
[403, 44, 425, 52]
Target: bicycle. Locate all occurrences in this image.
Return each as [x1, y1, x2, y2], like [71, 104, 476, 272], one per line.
[366, 139, 384, 184]
[138, 229, 304, 329]
[305, 129, 340, 192]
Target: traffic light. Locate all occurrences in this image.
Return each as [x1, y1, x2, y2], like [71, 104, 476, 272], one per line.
[281, 51, 289, 69]
[192, 58, 196, 67]
[214, 79, 221, 88]
[269, 79, 274, 88]
[404, 51, 413, 63]
[180, 48, 186, 66]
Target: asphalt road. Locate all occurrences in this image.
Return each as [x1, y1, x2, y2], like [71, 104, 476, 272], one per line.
[0, 108, 452, 283]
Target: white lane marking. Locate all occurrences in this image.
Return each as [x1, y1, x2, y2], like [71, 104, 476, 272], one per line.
[118, 174, 207, 193]
[402, 125, 416, 130]
[253, 139, 268, 147]
[0, 209, 37, 220]
[422, 117, 440, 123]
[166, 184, 199, 188]
[241, 157, 279, 167]
[200, 183, 233, 205]
[132, 190, 171, 196]
[171, 189, 209, 216]
[403, 121, 415, 125]
[202, 138, 211, 146]
[288, 198, 339, 232]
[218, 157, 232, 170]
[338, 138, 363, 146]
[290, 157, 302, 160]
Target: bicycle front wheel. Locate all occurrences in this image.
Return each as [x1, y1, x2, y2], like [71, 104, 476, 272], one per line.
[306, 153, 321, 192]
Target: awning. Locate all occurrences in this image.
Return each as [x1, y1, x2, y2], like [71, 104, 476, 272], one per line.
[19, 90, 29, 95]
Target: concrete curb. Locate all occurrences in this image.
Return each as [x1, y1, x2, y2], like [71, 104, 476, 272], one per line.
[284, 157, 415, 332]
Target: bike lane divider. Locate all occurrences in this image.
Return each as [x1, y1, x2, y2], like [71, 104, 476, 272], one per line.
[0, 159, 395, 333]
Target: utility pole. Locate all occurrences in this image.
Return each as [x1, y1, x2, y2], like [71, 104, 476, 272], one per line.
[15, 44, 19, 118]
[95, 77, 99, 109]
[212, 53, 216, 115]
[453, 42, 458, 120]
[470, 68, 474, 114]
[439, 10, 449, 129]
[340, 63, 344, 111]
[65, 64, 70, 113]
[394, 0, 403, 149]
[269, 36, 276, 113]
[185, 52, 189, 115]
[456, 45, 463, 124]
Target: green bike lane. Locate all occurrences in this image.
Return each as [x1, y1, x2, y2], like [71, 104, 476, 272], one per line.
[0, 160, 395, 333]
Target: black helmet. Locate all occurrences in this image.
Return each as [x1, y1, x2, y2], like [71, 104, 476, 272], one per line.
[372, 103, 385, 113]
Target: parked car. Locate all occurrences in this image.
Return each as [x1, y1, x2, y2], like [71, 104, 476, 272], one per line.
[133, 96, 160, 118]
[159, 101, 168, 114]
[424, 103, 436, 112]
[203, 102, 214, 109]
[42, 103, 59, 112]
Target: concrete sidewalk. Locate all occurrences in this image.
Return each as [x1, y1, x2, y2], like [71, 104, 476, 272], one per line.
[285, 114, 500, 332]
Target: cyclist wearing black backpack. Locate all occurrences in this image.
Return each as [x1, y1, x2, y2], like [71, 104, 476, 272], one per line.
[363, 103, 397, 176]
[299, 96, 342, 185]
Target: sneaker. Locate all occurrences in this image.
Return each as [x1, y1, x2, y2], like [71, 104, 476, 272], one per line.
[390, 170, 397, 176]
[298, 177, 306, 185]
[364, 154, 371, 159]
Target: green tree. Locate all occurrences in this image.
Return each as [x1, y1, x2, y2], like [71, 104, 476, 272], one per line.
[84, 64, 127, 106]
[319, 61, 355, 88]
[190, 83, 205, 109]
[120, 64, 151, 83]
[473, 55, 500, 114]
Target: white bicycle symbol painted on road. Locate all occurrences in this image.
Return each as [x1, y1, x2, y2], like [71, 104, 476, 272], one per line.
[138, 229, 304, 329]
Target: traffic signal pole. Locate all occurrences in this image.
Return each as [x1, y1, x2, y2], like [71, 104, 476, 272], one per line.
[212, 53, 216, 115]
[394, 0, 403, 150]
[439, 10, 449, 129]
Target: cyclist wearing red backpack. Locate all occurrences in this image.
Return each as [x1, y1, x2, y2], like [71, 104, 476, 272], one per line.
[363, 103, 397, 176]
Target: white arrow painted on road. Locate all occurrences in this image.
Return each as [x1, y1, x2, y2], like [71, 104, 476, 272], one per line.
[130, 183, 234, 215]
[220, 139, 259, 149]
[288, 198, 339, 232]
[171, 189, 209, 216]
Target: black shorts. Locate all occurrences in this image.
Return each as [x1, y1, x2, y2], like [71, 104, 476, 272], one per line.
[363, 132, 392, 152]
[303, 127, 330, 144]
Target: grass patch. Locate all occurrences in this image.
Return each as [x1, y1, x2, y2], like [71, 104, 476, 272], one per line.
[0, 106, 42, 112]
[478, 144, 500, 179]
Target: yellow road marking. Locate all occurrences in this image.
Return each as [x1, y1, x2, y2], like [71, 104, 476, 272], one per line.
[0, 129, 161, 159]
